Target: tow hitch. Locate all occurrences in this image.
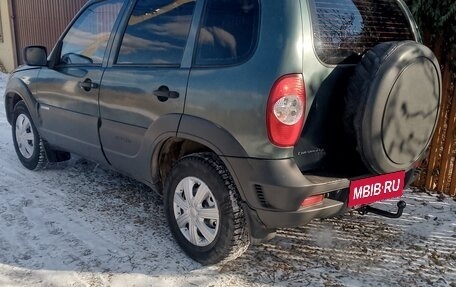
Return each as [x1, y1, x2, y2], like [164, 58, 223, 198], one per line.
[358, 201, 406, 218]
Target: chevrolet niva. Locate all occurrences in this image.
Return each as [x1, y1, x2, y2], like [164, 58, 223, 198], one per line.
[4, 0, 441, 264]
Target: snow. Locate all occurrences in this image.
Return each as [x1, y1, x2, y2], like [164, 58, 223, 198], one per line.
[0, 72, 455, 286]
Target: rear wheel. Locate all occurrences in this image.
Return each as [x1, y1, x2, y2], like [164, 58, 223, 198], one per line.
[164, 153, 250, 265]
[12, 101, 48, 170]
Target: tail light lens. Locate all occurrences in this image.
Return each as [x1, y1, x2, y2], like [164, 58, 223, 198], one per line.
[267, 74, 306, 147]
[301, 194, 324, 207]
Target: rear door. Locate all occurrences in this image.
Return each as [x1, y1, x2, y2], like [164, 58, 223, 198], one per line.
[35, 0, 124, 163]
[99, 0, 197, 178]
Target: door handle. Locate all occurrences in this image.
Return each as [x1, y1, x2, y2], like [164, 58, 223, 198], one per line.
[79, 78, 99, 92]
[154, 86, 179, 102]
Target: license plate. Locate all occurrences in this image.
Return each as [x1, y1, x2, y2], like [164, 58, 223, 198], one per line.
[348, 171, 405, 207]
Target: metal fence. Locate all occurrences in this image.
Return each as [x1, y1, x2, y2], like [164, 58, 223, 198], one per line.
[11, 0, 87, 64]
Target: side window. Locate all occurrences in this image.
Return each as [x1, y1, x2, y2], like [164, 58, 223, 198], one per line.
[116, 0, 195, 65]
[60, 0, 123, 65]
[195, 0, 259, 66]
[311, 0, 415, 65]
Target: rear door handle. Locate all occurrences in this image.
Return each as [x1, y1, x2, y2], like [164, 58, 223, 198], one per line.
[79, 78, 99, 91]
[154, 86, 179, 102]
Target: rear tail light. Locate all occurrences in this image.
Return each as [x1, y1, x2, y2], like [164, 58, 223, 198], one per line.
[267, 74, 306, 147]
[301, 194, 324, 207]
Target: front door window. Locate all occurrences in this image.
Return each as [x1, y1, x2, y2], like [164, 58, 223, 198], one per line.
[60, 0, 123, 65]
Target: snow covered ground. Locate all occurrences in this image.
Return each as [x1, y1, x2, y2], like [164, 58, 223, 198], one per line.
[0, 72, 455, 287]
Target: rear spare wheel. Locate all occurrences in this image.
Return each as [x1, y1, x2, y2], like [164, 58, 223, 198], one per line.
[344, 41, 441, 174]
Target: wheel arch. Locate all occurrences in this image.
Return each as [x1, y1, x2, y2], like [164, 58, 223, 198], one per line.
[150, 115, 249, 199]
[4, 77, 39, 126]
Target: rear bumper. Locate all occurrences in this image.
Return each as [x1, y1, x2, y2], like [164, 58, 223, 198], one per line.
[255, 198, 345, 228]
[224, 157, 350, 229]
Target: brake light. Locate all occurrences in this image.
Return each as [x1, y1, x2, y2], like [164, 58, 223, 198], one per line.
[266, 74, 306, 147]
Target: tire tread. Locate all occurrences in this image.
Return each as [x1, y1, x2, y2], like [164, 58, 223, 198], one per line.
[164, 152, 250, 265]
[12, 101, 48, 171]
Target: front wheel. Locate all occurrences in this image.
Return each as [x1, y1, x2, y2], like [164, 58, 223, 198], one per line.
[12, 101, 48, 170]
[164, 153, 250, 265]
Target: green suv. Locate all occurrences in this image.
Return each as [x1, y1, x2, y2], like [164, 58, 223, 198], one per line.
[3, 0, 441, 264]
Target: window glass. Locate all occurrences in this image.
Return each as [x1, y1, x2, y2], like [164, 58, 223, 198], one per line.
[195, 0, 259, 66]
[312, 0, 415, 65]
[117, 0, 195, 65]
[60, 0, 123, 65]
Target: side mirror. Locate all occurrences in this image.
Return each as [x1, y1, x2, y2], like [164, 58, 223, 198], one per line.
[24, 46, 48, 66]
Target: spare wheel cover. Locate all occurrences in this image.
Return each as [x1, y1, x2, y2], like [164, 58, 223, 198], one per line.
[352, 41, 441, 173]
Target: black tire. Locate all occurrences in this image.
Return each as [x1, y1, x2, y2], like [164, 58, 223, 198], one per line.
[12, 101, 48, 170]
[344, 41, 441, 174]
[164, 153, 250, 265]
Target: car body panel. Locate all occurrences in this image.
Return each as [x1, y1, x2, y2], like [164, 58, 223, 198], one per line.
[34, 66, 107, 163]
[99, 67, 189, 175]
[185, 0, 303, 159]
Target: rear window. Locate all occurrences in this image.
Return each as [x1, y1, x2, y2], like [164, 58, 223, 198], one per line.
[311, 0, 415, 65]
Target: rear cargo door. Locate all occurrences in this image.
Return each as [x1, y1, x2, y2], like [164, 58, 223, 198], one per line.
[294, 0, 417, 172]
